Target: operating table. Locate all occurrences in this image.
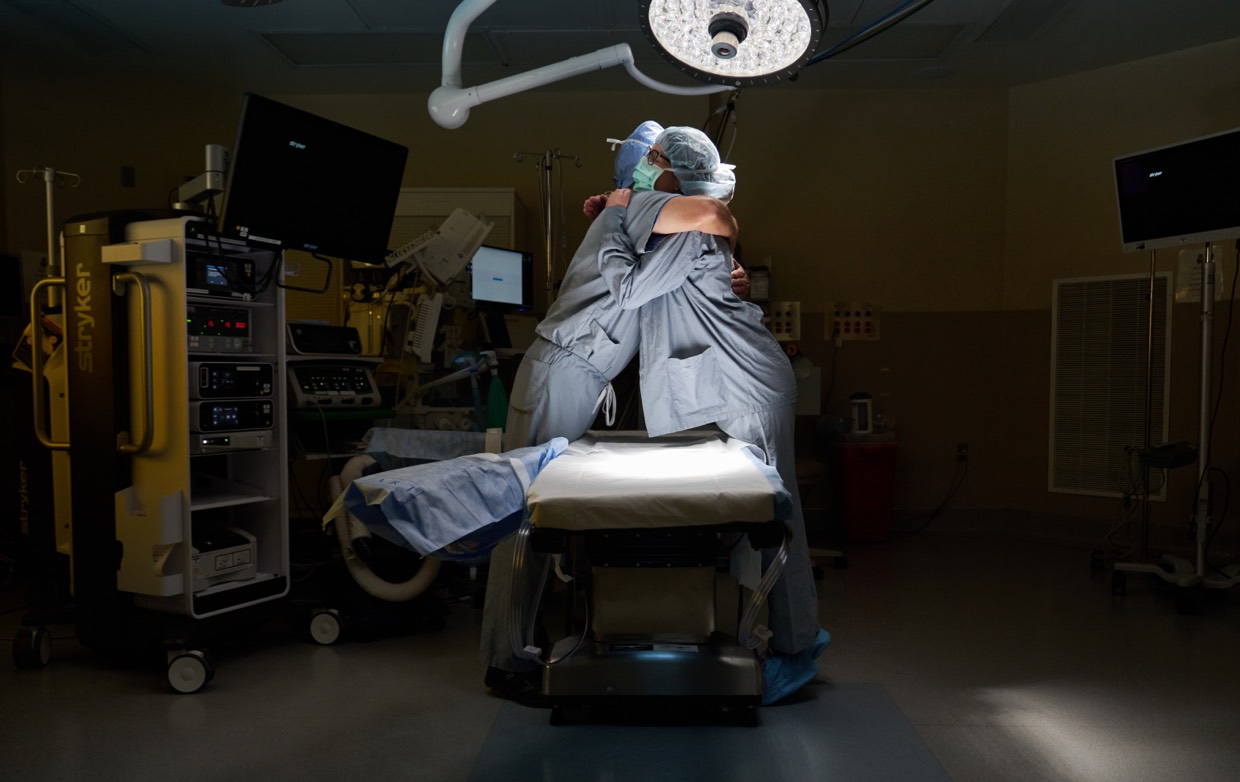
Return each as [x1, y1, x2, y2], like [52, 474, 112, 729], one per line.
[329, 428, 791, 724]
[513, 431, 789, 724]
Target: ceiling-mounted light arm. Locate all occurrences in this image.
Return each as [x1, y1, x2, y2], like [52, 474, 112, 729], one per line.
[807, 0, 939, 65]
[428, 0, 730, 129]
[437, 0, 490, 92]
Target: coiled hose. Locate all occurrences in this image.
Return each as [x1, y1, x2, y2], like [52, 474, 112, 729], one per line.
[328, 457, 441, 603]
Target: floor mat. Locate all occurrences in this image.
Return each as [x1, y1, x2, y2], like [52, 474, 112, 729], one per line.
[468, 682, 952, 781]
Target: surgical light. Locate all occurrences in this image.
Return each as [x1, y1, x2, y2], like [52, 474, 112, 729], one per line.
[639, 0, 828, 87]
[429, 0, 730, 129]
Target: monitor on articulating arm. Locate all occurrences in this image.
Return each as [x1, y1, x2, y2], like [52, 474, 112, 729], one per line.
[218, 93, 409, 265]
[1114, 126, 1240, 253]
[470, 245, 533, 309]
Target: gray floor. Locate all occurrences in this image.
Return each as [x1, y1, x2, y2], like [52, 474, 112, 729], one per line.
[2, 528, 1239, 781]
[473, 684, 951, 781]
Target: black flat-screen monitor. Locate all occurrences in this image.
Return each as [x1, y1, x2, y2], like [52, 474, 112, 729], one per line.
[470, 245, 532, 308]
[218, 93, 409, 264]
[1114, 127, 1240, 253]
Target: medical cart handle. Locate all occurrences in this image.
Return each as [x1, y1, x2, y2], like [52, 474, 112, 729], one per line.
[29, 277, 70, 451]
[112, 272, 154, 455]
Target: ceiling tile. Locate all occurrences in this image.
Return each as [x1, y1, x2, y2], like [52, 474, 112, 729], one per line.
[825, 24, 966, 60]
[264, 30, 495, 65]
[976, 0, 1076, 43]
[348, 0, 617, 30]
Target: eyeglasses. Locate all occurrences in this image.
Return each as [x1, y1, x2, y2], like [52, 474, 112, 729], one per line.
[645, 148, 671, 167]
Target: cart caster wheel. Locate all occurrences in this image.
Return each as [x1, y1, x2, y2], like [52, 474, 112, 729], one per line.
[12, 626, 52, 669]
[1111, 570, 1127, 597]
[309, 608, 345, 646]
[167, 650, 215, 694]
[549, 706, 566, 726]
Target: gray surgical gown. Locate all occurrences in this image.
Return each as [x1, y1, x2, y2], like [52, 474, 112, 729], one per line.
[504, 204, 643, 446]
[482, 204, 643, 672]
[597, 191, 819, 656]
[600, 191, 797, 435]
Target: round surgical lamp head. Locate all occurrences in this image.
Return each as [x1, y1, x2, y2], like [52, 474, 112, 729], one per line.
[640, 0, 828, 87]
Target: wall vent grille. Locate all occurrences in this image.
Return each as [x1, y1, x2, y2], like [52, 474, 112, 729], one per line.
[1050, 272, 1171, 497]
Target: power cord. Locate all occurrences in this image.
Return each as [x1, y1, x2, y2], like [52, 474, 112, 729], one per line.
[1204, 466, 1233, 577]
[897, 455, 968, 534]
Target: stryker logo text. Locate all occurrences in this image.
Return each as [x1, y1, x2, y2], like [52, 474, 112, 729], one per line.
[74, 261, 94, 373]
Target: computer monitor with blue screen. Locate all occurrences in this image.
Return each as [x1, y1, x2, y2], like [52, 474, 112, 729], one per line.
[470, 245, 532, 308]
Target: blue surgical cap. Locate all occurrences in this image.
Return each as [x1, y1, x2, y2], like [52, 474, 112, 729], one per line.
[612, 120, 664, 188]
[680, 166, 736, 202]
[657, 126, 720, 173]
[656, 126, 736, 202]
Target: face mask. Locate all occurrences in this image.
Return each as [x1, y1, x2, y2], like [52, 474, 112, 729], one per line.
[631, 157, 664, 192]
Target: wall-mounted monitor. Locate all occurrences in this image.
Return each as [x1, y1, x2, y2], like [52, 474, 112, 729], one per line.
[470, 245, 533, 308]
[218, 93, 409, 265]
[1114, 126, 1240, 253]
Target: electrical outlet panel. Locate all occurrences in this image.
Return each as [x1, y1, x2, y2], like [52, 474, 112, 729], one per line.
[767, 301, 801, 342]
[828, 301, 880, 341]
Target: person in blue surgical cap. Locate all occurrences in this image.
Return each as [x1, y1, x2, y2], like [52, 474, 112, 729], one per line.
[586, 122, 750, 297]
[598, 126, 829, 705]
[610, 120, 665, 188]
[480, 121, 749, 706]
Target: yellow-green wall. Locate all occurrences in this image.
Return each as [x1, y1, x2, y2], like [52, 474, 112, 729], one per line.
[5, 38, 1240, 550]
[1005, 37, 1240, 308]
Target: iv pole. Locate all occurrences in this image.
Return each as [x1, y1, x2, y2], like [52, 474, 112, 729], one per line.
[1185, 245, 1240, 591]
[17, 167, 81, 306]
[514, 148, 582, 305]
[1114, 244, 1240, 606]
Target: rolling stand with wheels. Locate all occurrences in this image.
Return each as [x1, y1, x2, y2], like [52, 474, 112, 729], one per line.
[1112, 245, 1240, 610]
[15, 213, 290, 691]
[295, 452, 454, 648]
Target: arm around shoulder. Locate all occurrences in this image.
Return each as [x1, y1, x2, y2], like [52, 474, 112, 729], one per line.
[652, 195, 738, 248]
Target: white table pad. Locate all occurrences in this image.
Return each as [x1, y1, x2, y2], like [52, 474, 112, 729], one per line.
[527, 431, 789, 531]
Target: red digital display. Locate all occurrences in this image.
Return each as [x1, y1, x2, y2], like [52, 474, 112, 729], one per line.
[188, 306, 251, 338]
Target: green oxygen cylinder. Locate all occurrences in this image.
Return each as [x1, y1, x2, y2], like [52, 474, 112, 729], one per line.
[486, 371, 508, 430]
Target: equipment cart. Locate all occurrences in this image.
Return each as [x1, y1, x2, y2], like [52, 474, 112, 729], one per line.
[16, 212, 289, 692]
